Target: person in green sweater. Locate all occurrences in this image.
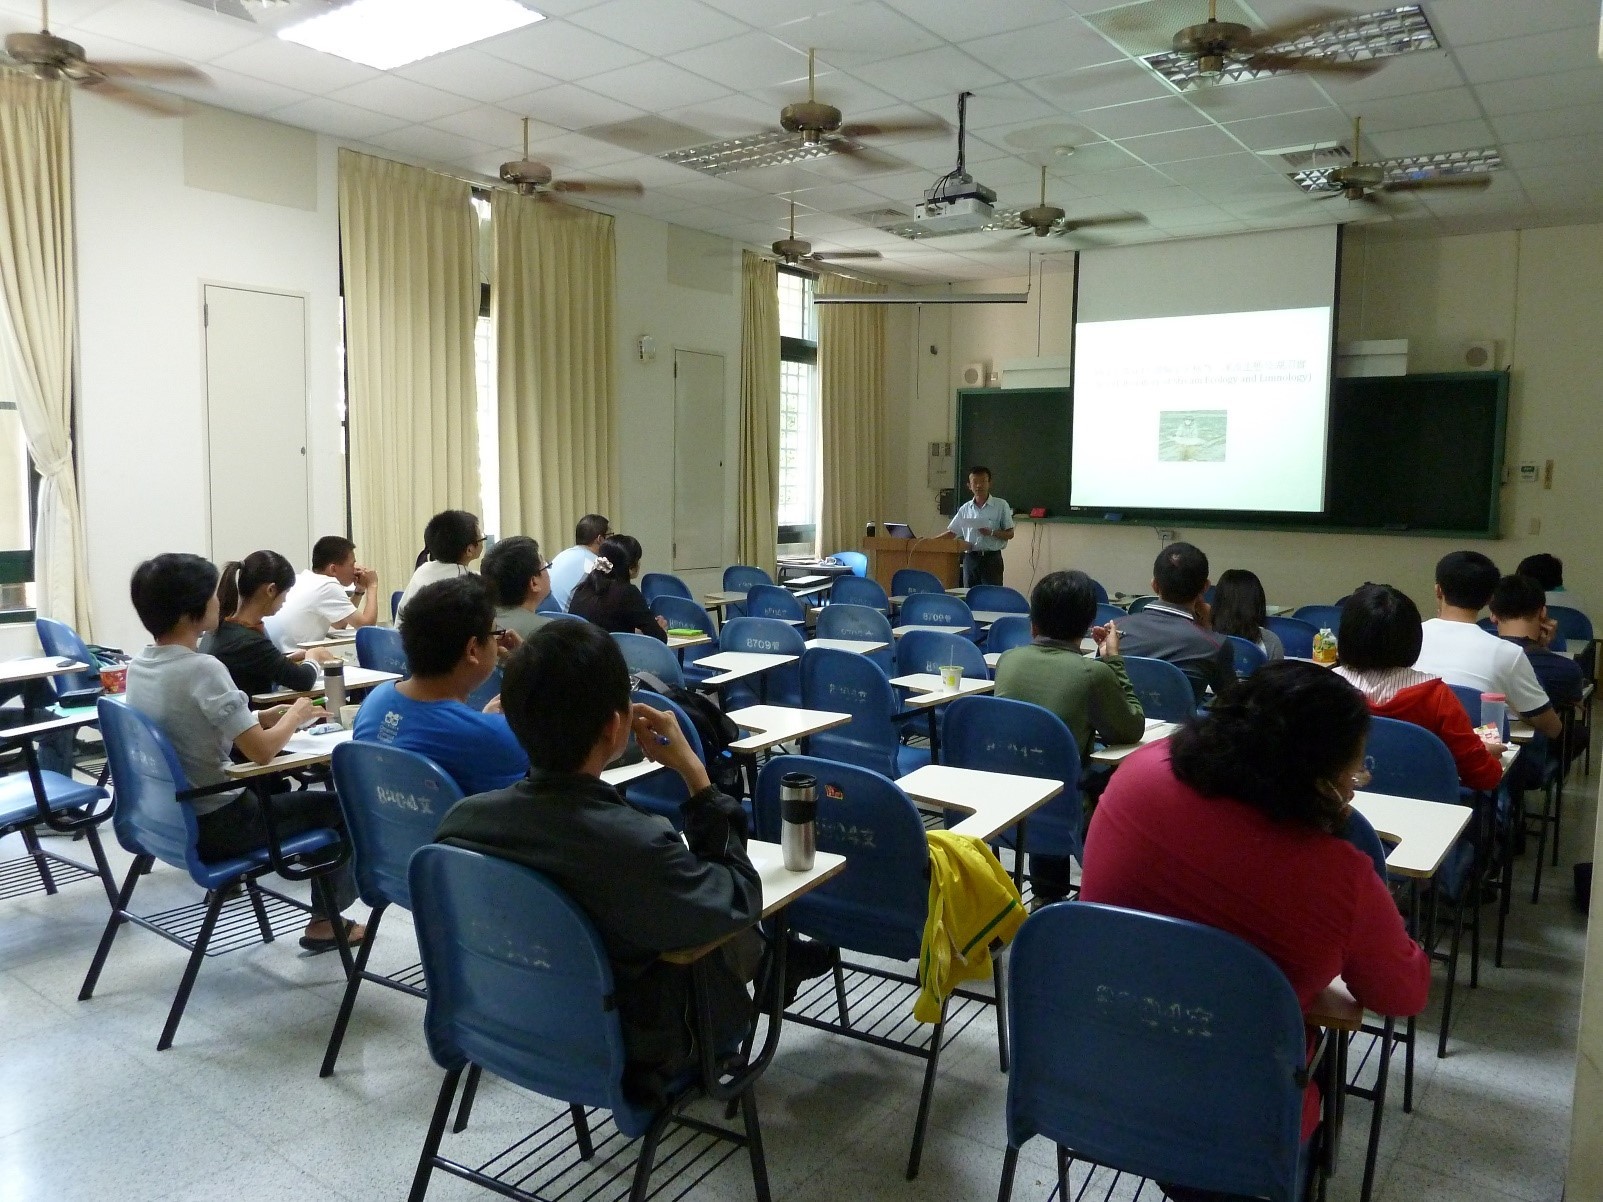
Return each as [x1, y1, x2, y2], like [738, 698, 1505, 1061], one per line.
[994, 569, 1145, 903]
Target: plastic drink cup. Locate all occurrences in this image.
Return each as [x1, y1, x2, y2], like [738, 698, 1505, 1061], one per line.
[98, 664, 127, 694]
[1480, 692, 1507, 737]
[939, 664, 963, 691]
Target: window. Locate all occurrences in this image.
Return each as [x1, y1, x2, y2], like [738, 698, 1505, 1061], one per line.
[777, 267, 819, 549]
[0, 307, 38, 610]
[472, 194, 500, 540]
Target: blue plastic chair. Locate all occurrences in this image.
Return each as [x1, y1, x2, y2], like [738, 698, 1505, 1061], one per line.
[0, 711, 114, 905]
[406, 844, 771, 1202]
[717, 617, 804, 708]
[81, 699, 347, 1050]
[321, 742, 464, 1077]
[1125, 596, 1157, 613]
[613, 632, 685, 691]
[649, 594, 720, 682]
[801, 648, 929, 779]
[722, 565, 772, 619]
[357, 625, 409, 675]
[1121, 656, 1197, 723]
[1266, 615, 1318, 660]
[1225, 635, 1269, 678]
[997, 903, 1310, 1202]
[813, 603, 895, 674]
[745, 583, 807, 625]
[899, 593, 977, 638]
[1294, 604, 1345, 632]
[895, 629, 990, 681]
[536, 593, 564, 614]
[986, 615, 1033, 658]
[640, 572, 693, 604]
[622, 688, 708, 826]
[830, 574, 891, 614]
[829, 551, 868, 577]
[1548, 604, 1592, 646]
[891, 568, 944, 598]
[465, 667, 502, 713]
[1095, 603, 1124, 627]
[1089, 579, 1110, 605]
[965, 585, 1029, 614]
[35, 617, 103, 707]
[391, 590, 404, 621]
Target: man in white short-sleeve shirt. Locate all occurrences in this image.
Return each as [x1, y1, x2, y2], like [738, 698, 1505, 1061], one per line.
[269, 535, 379, 651]
[547, 513, 611, 611]
[939, 466, 1014, 587]
[1413, 549, 1562, 740]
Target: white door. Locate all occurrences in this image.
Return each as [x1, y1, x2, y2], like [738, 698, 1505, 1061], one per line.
[203, 285, 309, 565]
[672, 349, 725, 571]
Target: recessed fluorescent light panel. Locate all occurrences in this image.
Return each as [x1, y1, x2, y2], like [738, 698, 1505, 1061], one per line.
[280, 0, 544, 70]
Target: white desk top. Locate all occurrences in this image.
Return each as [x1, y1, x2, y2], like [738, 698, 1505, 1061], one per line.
[1350, 791, 1474, 880]
[1088, 718, 1179, 765]
[0, 656, 89, 685]
[888, 674, 995, 708]
[785, 580, 834, 598]
[601, 760, 665, 788]
[251, 666, 402, 705]
[892, 623, 973, 638]
[970, 610, 1019, 626]
[889, 589, 968, 607]
[895, 764, 1064, 843]
[297, 631, 356, 650]
[698, 651, 798, 688]
[1509, 719, 1533, 744]
[663, 840, 846, 964]
[804, 638, 889, 655]
[225, 727, 353, 779]
[665, 631, 713, 650]
[1500, 743, 1520, 773]
[703, 591, 747, 609]
[984, 651, 1002, 669]
[726, 704, 851, 752]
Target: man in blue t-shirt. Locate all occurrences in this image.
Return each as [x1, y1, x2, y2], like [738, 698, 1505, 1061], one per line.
[352, 575, 528, 795]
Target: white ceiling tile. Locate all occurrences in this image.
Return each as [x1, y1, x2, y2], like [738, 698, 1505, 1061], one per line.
[329, 75, 478, 123]
[568, 0, 746, 55]
[1184, 74, 1333, 123]
[1049, 138, 1142, 175]
[1454, 26, 1603, 84]
[271, 96, 408, 141]
[1318, 50, 1467, 103]
[73, 0, 260, 62]
[477, 19, 648, 79]
[751, 73, 901, 121]
[768, 2, 944, 67]
[1349, 87, 1483, 133]
[366, 125, 485, 167]
[510, 82, 645, 130]
[1425, 0, 1596, 46]
[210, 37, 383, 94]
[1026, 60, 1177, 111]
[1071, 163, 1176, 195]
[581, 59, 729, 109]
[1476, 68, 1603, 117]
[783, 179, 891, 212]
[883, 0, 1068, 41]
[1120, 123, 1244, 164]
[521, 129, 639, 170]
[957, 83, 1064, 130]
[1365, 118, 1496, 158]
[1078, 96, 1211, 139]
[1221, 107, 1351, 152]
[428, 106, 551, 153]
[694, 0, 863, 26]
[961, 16, 1123, 79]
[989, 118, 1098, 155]
[1515, 163, 1603, 191]
[723, 161, 837, 195]
[169, 66, 311, 116]
[851, 45, 1005, 104]
[395, 49, 559, 104]
[0, 0, 116, 22]
[667, 32, 810, 92]
[1158, 151, 1280, 182]
[1491, 102, 1603, 143]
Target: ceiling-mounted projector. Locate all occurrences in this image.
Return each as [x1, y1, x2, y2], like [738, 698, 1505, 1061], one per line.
[913, 174, 996, 233]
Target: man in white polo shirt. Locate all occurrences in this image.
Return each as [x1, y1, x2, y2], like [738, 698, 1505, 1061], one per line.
[940, 466, 1014, 587]
[1414, 550, 1562, 740]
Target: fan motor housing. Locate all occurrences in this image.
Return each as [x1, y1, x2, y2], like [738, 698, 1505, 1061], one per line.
[781, 100, 843, 141]
[4, 31, 83, 70]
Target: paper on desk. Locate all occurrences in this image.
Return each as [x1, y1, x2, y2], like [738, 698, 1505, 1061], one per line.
[283, 729, 354, 755]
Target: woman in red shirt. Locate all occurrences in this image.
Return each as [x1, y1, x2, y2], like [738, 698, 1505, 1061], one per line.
[1333, 583, 1504, 791]
[1080, 661, 1430, 1188]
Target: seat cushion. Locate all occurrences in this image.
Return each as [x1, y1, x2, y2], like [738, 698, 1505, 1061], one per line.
[0, 772, 108, 831]
[190, 826, 344, 891]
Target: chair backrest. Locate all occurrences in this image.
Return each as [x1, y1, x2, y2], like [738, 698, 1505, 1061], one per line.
[1126, 596, 1157, 613]
[332, 741, 463, 911]
[718, 617, 805, 706]
[613, 632, 685, 690]
[356, 626, 409, 675]
[1094, 603, 1124, 627]
[746, 583, 806, 624]
[752, 755, 928, 961]
[942, 696, 1082, 860]
[1224, 635, 1268, 678]
[1444, 682, 1507, 740]
[1363, 715, 1460, 804]
[1341, 807, 1390, 880]
[623, 688, 705, 823]
[648, 594, 716, 639]
[896, 629, 989, 681]
[814, 603, 895, 673]
[639, 572, 693, 604]
[891, 568, 944, 597]
[1293, 604, 1344, 631]
[830, 574, 890, 613]
[964, 585, 1029, 614]
[408, 845, 651, 1136]
[801, 648, 903, 777]
[36, 617, 101, 697]
[1006, 902, 1308, 1202]
[829, 551, 868, 577]
[1089, 578, 1110, 605]
[899, 592, 976, 634]
[96, 697, 203, 876]
[985, 615, 1033, 656]
[1264, 615, 1317, 659]
[723, 565, 772, 593]
[537, 593, 565, 614]
[1121, 656, 1198, 722]
[390, 590, 404, 621]
[1549, 604, 1593, 643]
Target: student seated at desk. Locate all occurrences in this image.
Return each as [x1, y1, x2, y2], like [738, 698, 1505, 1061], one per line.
[547, 513, 611, 611]
[1333, 584, 1503, 791]
[396, 510, 483, 622]
[352, 576, 528, 796]
[1516, 552, 1567, 600]
[433, 619, 761, 1105]
[1113, 541, 1235, 700]
[993, 570, 1144, 904]
[482, 535, 555, 642]
[126, 553, 364, 953]
[1209, 568, 1284, 661]
[1491, 573, 1583, 706]
[567, 535, 667, 642]
[1414, 551, 1561, 741]
[1080, 662, 1430, 1167]
[269, 535, 379, 651]
[204, 550, 341, 698]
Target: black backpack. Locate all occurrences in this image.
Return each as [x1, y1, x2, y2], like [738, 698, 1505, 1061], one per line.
[634, 672, 743, 795]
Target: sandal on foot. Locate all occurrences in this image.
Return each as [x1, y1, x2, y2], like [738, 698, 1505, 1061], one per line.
[299, 918, 365, 954]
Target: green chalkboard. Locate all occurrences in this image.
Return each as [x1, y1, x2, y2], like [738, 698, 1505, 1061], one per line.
[953, 387, 1074, 516]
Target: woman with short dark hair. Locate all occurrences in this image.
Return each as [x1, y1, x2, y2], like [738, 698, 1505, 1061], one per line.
[396, 509, 484, 622]
[1209, 568, 1283, 661]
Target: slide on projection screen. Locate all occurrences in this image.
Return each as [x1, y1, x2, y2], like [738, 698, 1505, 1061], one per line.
[1070, 225, 1339, 514]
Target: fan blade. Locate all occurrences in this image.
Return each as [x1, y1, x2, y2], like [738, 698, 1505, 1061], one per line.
[549, 178, 645, 196]
[1237, 8, 1350, 49]
[1243, 51, 1382, 76]
[80, 77, 187, 115]
[1062, 213, 1147, 231]
[90, 60, 209, 84]
[1382, 174, 1493, 194]
[838, 116, 949, 139]
[809, 250, 883, 260]
[827, 140, 903, 172]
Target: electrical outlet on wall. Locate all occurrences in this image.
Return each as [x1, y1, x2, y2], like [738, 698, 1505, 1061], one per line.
[1156, 528, 1177, 543]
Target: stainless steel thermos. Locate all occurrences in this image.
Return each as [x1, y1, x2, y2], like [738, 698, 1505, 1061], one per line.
[322, 661, 346, 712]
[779, 771, 818, 872]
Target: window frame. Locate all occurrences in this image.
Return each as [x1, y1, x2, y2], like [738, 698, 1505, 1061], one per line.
[776, 265, 820, 548]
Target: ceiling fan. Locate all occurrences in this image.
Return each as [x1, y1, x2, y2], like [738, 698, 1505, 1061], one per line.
[771, 201, 883, 268]
[1014, 166, 1147, 239]
[1, 0, 207, 115]
[1164, 0, 1381, 81]
[498, 117, 645, 200]
[771, 48, 948, 161]
[1313, 117, 1494, 204]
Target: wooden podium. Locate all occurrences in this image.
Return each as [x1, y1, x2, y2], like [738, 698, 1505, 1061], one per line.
[864, 536, 965, 593]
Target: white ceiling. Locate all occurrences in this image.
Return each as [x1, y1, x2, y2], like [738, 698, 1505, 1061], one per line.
[4, 0, 1602, 282]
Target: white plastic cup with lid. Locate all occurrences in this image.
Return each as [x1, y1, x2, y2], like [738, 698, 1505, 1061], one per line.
[939, 664, 963, 692]
[1479, 692, 1508, 738]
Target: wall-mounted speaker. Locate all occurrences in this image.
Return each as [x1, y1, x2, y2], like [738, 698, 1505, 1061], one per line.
[961, 361, 990, 387]
[1463, 339, 1499, 370]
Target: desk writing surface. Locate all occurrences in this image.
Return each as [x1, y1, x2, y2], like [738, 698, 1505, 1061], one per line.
[250, 666, 401, 705]
[224, 728, 353, 779]
[1349, 792, 1472, 880]
[601, 760, 663, 789]
[1088, 719, 1178, 765]
[660, 841, 846, 965]
[726, 704, 851, 752]
[0, 657, 88, 685]
[888, 674, 995, 708]
[969, 610, 1015, 626]
[698, 651, 798, 688]
[895, 764, 1063, 843]
[1307, 978, 1362, 1032]
[892, 623, 974, 639]
[666, 632, 712, 651]
[804, 638, 889, 655]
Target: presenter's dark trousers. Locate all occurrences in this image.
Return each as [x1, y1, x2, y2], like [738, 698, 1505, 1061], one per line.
[963, 549, 1004, 587]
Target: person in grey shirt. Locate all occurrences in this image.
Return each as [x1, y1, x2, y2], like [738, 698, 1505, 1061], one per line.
[1115, 542, 1236, 702]
[125, 553, 365, 954]
[482, 534, 555, 642]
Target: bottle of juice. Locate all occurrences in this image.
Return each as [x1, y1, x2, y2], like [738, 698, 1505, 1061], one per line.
[1312, 628, 1338, 665]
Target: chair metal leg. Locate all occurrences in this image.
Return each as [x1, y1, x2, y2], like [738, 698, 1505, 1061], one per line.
[1552, 779, 1564, 865]
[315, 876, 356, 976]
[452, 1063, 482, 1133]
[1359, 1017, 1395, 1202]
[992, 951, 1009, 1074]
[407, 1067, 463, 1202]
[1056, 1145, 1069, 1201]
[158, 887, 227, 1051]
[19, 826, 57, 894]
[570, 1104, 594, 1160]
[1437, 897, 1465, 1059]
[739, 1087, 773, 1202]
[1403, 1015, 1416, 1113]
[906, 997, 950, 1180]
[320, 904, 386, 1077]
[82, 824, 118, 908]
[1469, 877, 1482, 990]
[996, 1145, 1020, 1202]
[1532, 779, 1557, 903]
[79, 855, 148, 1001]
[831, 948, 851, 1027]
[245, 879, 273, 942]
[627, 1106, 675, 1202]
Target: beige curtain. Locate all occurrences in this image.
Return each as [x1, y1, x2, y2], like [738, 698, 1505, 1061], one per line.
[0, 74, 92, 636]
[817, 271, 888, 555]
[737, 251, 779, 572]
[493, 193, 616, 549]
[338, 149, 479, 593]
